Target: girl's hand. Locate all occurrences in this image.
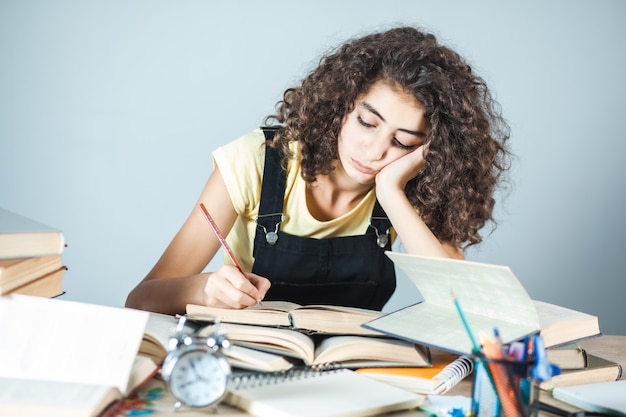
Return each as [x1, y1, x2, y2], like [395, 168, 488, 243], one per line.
[376, 144, 427, 191]
[202, 265, 271, 309]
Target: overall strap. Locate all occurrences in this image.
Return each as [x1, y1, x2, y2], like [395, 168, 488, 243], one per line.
[369, 199, 393, 249]
[372, 199, 387, 218]
[256, 127, 286, 237]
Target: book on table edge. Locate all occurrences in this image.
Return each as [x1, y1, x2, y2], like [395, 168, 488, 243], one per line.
[0, 255, 63, 288]
[0, 207, 65, 259]
[539, 354, 622, 390]
[534, 300, 601, 348]
[4, 266, 66, 297]
[547, 343, 588, 370]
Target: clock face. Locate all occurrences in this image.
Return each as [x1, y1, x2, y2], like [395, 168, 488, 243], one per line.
[167, 349, 230, 407]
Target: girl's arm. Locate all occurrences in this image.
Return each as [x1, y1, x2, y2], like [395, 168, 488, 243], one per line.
[125, 168, 270, 314]
[375, 146, 463, 259]
[378, 185, 462, 259]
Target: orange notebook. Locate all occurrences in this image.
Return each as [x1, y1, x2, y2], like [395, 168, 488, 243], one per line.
[356, 353, 473, 395]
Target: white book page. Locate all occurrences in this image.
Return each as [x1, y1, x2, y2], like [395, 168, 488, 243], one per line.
[387, 252, 538, 326]
[0, 377, 117, 417]
[364, 253, 540, 355]
[0, 294, 148, 393]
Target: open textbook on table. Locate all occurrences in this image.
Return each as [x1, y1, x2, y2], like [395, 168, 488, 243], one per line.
[364, 252, 600, 355]
[198, 322, 431, 368]
[187, 300, 382, 335]
[0, 294, 154, 417]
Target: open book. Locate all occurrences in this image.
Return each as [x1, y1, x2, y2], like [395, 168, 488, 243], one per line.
[138, 311, 182, 365]
[198, 322, 431, 368]
[363, 252, 541, 355]
[187, 300, 383, 335]
[363, 253, 602, 356]
[0, 294, 153, 417]
[139, 311, 297, 372]
[534, 300, 600, 347]
[0, 356, 157, 417]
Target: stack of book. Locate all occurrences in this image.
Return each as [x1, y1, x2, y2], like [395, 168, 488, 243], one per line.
[0, 207, 67, 298]
[185, 301, 434, 372]
[537, 301, 621, 390]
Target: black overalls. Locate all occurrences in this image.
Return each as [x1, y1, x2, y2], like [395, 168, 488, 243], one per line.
[251, 127, 396, 311]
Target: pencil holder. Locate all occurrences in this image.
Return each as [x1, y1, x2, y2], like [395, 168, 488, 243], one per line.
[471, 355, 539, 417]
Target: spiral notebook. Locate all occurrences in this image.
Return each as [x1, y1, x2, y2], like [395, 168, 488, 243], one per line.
[225, 368, 425, 417]
[355, 354, 474, 395]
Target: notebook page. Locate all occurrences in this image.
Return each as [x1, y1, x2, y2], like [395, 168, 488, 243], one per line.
[225, 369, 424, 417]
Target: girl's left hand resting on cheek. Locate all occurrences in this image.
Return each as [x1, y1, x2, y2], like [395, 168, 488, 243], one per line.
[375, 145, 427, 197]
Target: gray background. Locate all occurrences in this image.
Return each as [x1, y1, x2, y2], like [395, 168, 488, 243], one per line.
[1, 1, 625, 334]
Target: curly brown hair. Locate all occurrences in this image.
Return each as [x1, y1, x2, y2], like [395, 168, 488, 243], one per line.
[265, 26, 511, 249]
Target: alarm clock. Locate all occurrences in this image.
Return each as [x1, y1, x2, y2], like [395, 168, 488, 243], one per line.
[161, 316, 232, 410]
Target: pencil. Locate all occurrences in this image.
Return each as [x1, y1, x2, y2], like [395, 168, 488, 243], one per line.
[451, 291, 481, 354]
[198, 202, 244, 273]
[198, 203, 262, 306]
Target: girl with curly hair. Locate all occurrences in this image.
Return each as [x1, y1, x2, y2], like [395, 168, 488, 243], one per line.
[126, 26, 510, 315]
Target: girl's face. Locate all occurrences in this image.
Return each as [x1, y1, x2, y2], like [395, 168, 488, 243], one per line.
[337, 80, 430, 186]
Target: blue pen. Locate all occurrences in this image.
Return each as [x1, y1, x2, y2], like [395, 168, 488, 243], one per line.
[517, 336, 532, 403]
[522, 336, 530, 361]
[492, 328, 507, 357]
[530, 335, 560, 382]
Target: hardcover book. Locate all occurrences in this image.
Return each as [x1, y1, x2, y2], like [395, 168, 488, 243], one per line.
[0, 208, 65, 259]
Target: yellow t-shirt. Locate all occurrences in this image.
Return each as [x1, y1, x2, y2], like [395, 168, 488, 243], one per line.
[213, 128, 378, 272]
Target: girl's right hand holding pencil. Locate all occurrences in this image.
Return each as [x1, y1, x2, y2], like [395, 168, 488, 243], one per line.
[202, 264, 270, 309]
